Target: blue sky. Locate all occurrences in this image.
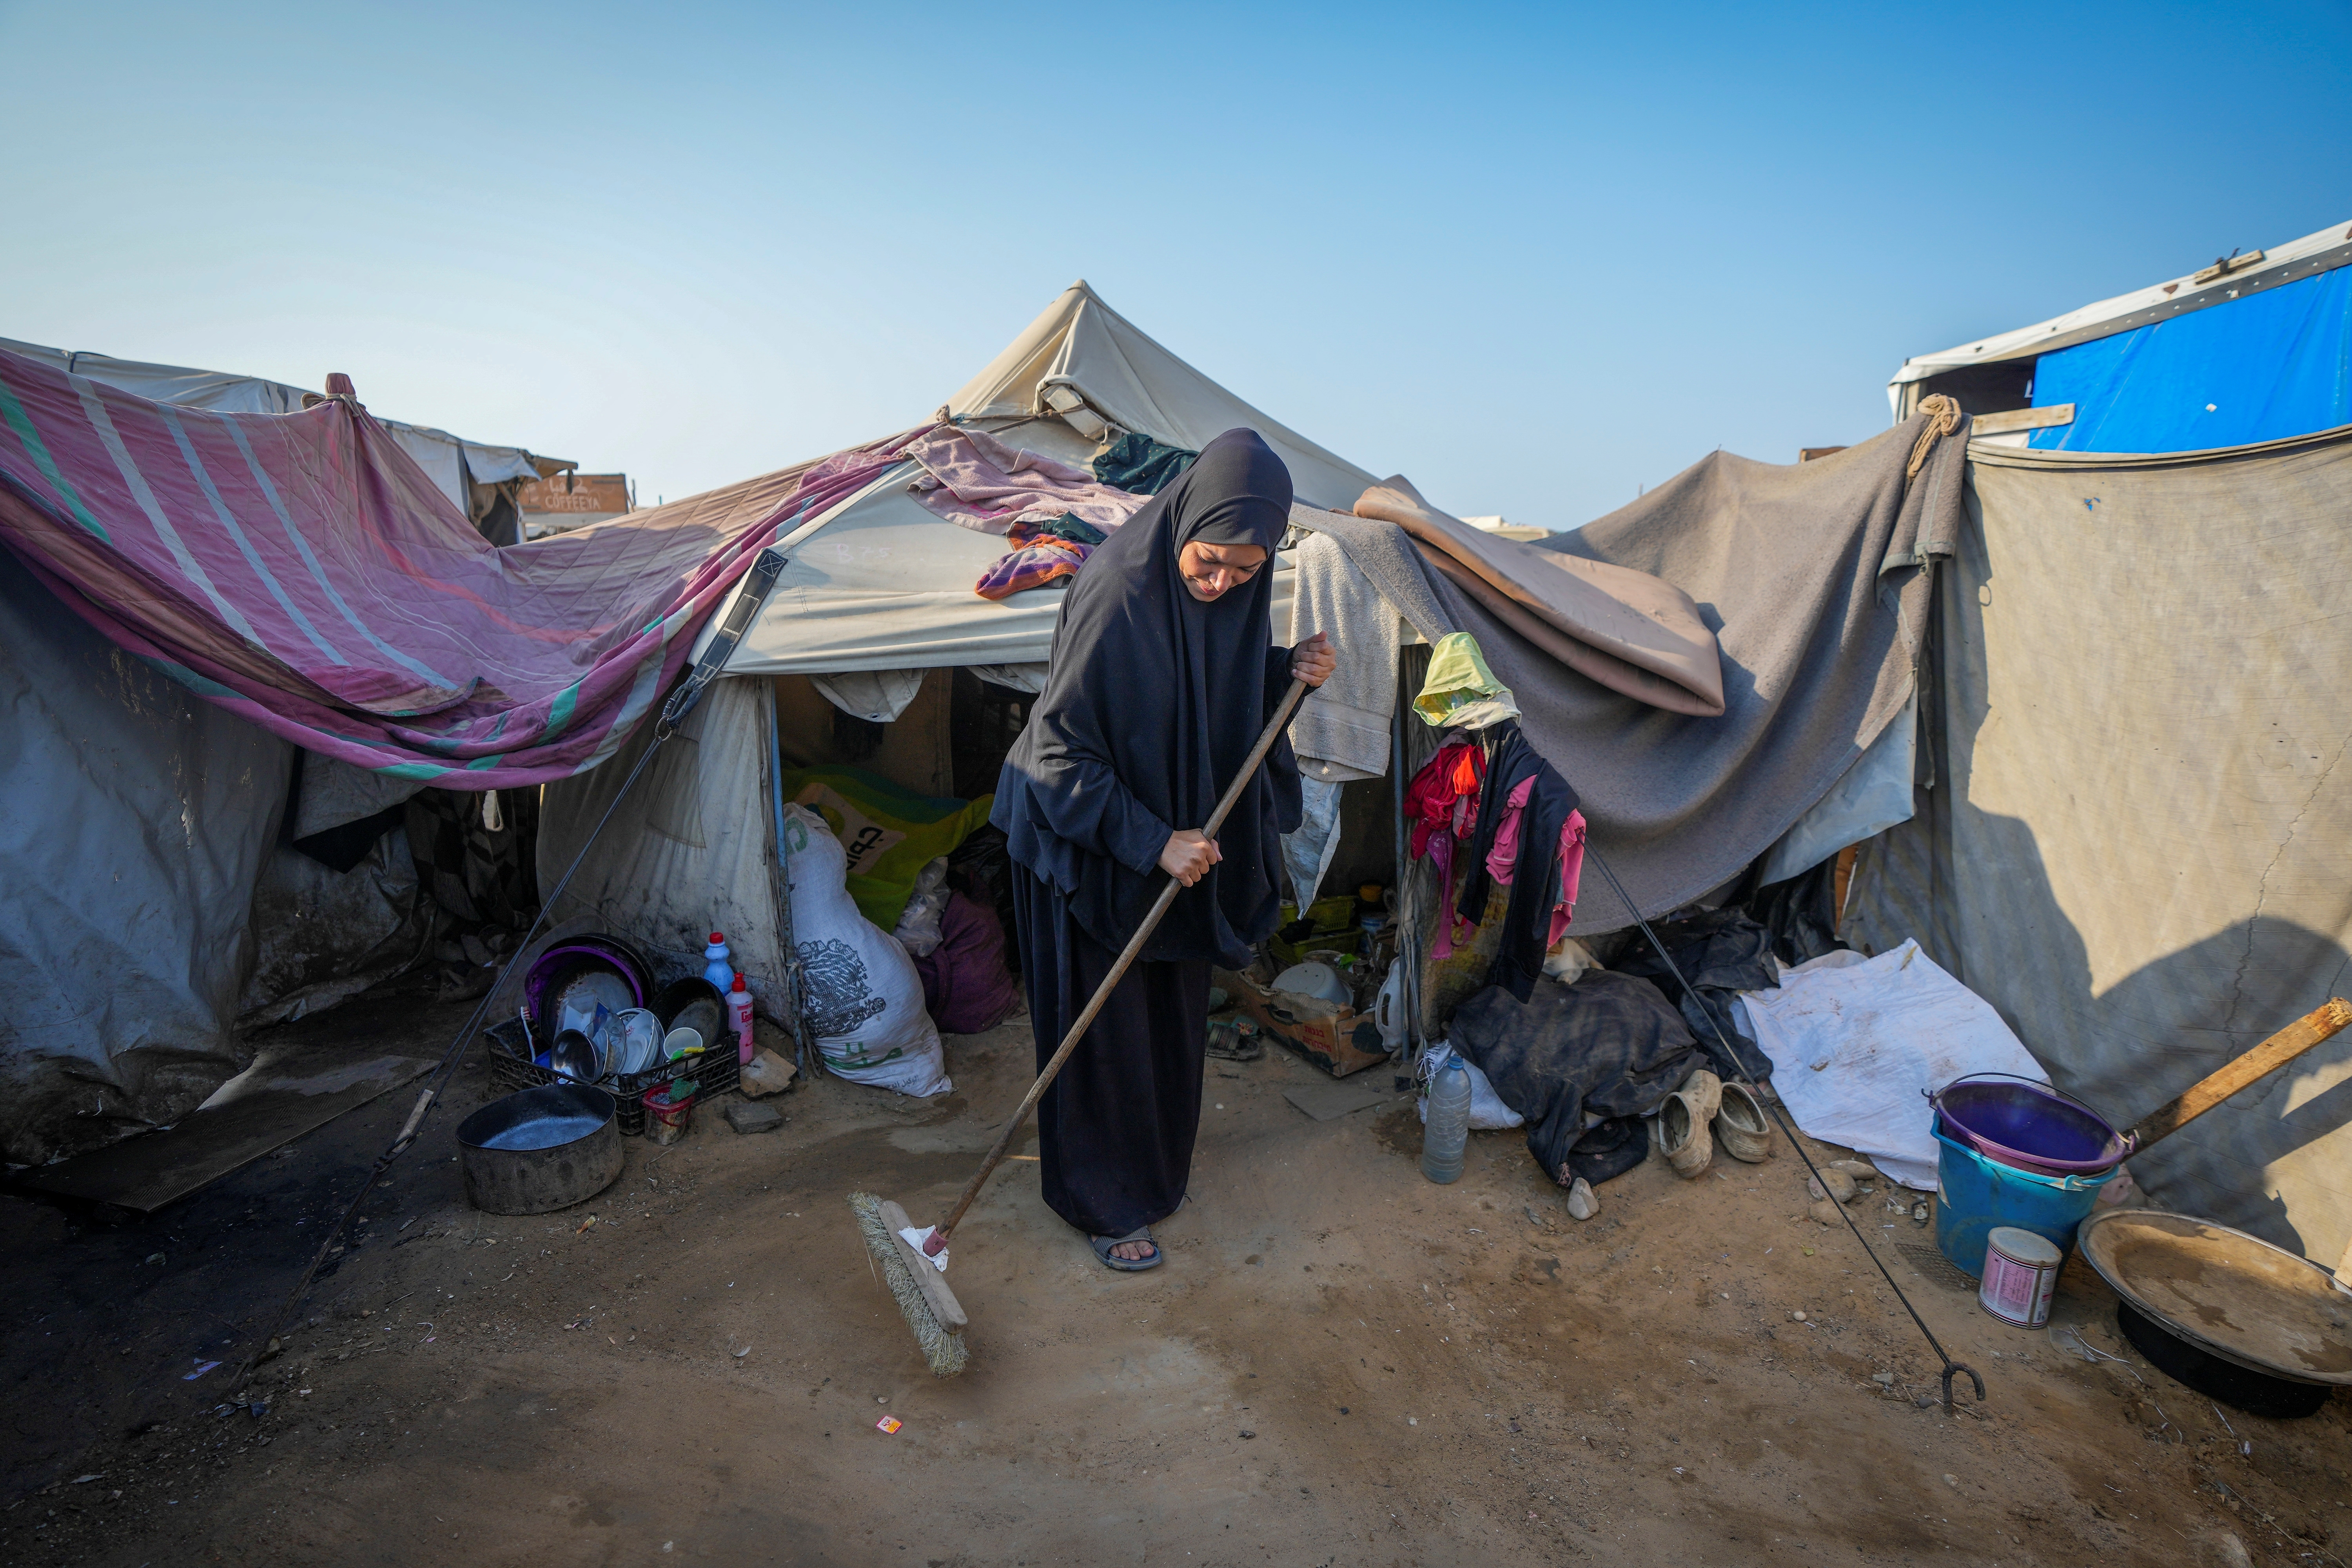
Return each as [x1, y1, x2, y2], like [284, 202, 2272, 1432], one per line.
[2, 1, 2345, 529]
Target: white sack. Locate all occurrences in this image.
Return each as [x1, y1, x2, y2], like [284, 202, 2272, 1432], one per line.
[780, 804, 951, 1096]
[1735, 940, 2047, 1189]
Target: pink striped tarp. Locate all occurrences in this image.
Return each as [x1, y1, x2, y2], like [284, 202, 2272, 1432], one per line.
[0, 345, 919, 787]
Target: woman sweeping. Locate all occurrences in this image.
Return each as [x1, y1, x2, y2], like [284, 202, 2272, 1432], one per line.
[992, 428, 1335, 1270]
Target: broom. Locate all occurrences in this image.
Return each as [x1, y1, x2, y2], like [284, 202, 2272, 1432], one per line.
[853, 677, 1310, 1376]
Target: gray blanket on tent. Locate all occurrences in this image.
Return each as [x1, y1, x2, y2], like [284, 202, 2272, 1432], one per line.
[1294, 407, 1964, 931]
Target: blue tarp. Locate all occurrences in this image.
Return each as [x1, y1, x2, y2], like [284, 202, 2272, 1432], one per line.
[2030, 263, 2351, 452]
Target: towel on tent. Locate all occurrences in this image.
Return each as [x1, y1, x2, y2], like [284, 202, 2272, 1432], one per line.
[973, 516, 1105, 600]
[1285, 508, 1399, 782]
[905, 426, 1149, 537]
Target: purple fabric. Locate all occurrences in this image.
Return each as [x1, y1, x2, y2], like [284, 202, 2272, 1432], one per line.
[912, 891, 1020, 1034]
[906, 426, 1149, 537]
[0, 344, 922, 785]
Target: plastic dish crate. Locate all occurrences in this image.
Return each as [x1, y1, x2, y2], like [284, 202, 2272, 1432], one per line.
[484, 1017, 739, 1137]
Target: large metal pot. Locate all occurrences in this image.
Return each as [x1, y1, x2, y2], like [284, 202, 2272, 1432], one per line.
[2078, 1208, 2352, 1419]
[456, 1084, 623, 1215]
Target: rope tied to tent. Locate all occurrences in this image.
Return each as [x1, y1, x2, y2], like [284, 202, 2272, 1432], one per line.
[1905, 393, 1963, 479]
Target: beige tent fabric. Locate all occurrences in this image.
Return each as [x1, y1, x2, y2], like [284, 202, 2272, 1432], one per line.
[1847, 424, 2352, 1266]
[1350, 475, 1725, 716]
[947, 281, 1377, 511]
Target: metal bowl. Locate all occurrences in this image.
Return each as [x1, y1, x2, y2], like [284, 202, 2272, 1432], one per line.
[549, 1028, 603, 1083]
[455, 1083, 623, 1216]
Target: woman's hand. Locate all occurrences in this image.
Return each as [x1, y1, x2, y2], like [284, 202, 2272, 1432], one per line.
[1291, 631, 1336, 689]
[1159, 829, 1221, 887]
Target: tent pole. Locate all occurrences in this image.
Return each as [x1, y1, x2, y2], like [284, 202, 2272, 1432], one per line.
[1392, 646, 1425, 1058]
[769, 678, 817, 1078]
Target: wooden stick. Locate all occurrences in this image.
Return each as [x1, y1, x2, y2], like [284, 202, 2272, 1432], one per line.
[926, 679, 1309, 1248]
[2124, 998, 2352, 1154]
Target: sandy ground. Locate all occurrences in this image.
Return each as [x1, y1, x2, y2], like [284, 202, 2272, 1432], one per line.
[4, 973, 2348, 1567]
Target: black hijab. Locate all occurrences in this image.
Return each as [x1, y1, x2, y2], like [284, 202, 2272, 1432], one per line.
[992, 428, 1303, 965]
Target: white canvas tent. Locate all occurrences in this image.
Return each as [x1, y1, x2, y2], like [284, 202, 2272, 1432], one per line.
[697, 282, 1370, 691]
[539, 283, 1396, 1018]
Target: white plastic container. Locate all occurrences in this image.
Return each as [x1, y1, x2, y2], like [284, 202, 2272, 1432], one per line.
[1978, 1225, 2063, 1327]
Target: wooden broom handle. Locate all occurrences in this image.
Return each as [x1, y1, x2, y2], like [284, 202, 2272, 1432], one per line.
[2124, 997, 2351, 1154]
[928, 679, 1310, 1246]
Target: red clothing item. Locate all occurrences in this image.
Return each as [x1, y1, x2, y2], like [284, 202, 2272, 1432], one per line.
[1405, 739, 1488, 960]
[1404, 739, 1483, 859]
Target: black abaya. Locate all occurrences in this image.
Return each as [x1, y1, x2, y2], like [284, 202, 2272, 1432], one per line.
[991, 427, 1300, 1241]
[1014, 867, 1210, 1236]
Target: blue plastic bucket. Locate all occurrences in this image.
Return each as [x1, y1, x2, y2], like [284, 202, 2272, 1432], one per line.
[1933, 1123, 2117, 1277]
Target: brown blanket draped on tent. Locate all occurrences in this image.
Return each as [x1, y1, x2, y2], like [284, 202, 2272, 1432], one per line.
[1352, 477, 1726, 717]
[1299, 403, 1966, 932]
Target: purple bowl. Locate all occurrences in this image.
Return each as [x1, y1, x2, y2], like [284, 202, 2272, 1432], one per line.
[523, 935, 654, 1040]
[1931, 1073, 2129, 1177]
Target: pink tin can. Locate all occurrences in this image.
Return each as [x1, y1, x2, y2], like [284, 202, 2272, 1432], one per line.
[1978, 1225, 2063, 1327]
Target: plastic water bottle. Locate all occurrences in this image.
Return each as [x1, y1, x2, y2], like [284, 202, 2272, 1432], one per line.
[727, 973, 756, 1064]
[703, 931, 735, 993]
[1421, 1051, 1472, 1184]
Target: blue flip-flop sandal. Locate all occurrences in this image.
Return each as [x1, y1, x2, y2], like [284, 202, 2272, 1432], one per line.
[1089, 1227, 1162, 1271]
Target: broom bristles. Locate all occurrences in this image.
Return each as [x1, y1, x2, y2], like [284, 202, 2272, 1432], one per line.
[849, 1191, 968, 1378]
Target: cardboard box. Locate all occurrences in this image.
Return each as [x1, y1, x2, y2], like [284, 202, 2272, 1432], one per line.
[1212, 967, 1388, 1079]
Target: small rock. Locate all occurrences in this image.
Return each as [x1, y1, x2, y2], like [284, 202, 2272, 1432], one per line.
[1871, 1372, 1895, 1387]
[1808, 1170, 1858, 1204]
[1566, 1178, 1598, 1222]
[1807, 1197, 1842, 1227]
[1942, 1474, 1958, 1488]
[1825, 1158, 1880, 1182]
[739, 1049, 799, 1099]
[1789, 1310, 1806, 1322]
[723, 1101, 784, 1135]
[1239, 1430, 1256, 1439]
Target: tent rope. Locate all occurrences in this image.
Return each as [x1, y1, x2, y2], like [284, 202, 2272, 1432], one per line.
[229, 547, 792, 1395]
[1583, 843, 1985, 1415]
[1906, 393, 1964, 479]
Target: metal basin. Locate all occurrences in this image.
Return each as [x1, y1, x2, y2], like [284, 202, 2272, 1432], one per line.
[455, 1083, 623, 1215]
[2078, 1207, 2352, 1418]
